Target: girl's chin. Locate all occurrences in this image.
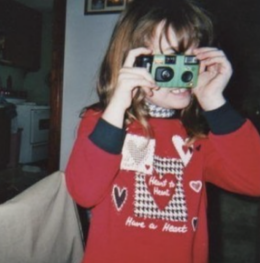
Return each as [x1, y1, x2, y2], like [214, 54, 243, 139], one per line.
[168, 100, 191, 110]
[146, 88, 192, 109]
[167, 89, 192, 108]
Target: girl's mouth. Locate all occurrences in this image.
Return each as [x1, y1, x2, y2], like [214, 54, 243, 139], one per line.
[170, 88, 190, 94]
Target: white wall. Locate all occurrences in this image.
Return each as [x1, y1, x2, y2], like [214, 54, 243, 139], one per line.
[60, 0, 119, 169]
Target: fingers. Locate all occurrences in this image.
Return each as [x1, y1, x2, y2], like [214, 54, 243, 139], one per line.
[192, 47, 232, 104]
[119, 48, 159, 96]
[107, 47, 157, 116]
[118, 67, 159, 96]
[194, 47, 232, 75]
[193, 47, 219, 55]
[123, 47, 152, 67]
[119, 67, 155, 85]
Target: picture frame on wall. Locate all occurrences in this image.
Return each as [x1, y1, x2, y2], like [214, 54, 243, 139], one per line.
[85, 0, 133, 14]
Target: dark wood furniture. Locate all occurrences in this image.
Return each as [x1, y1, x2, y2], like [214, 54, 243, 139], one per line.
[0, 106, 10, 170]
[0, 0, 42, 71]
[48, 0, 67, 173]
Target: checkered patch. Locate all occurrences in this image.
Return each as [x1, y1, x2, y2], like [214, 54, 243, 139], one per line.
[153, 156, 184, 180]
[134, 155, 188, 222]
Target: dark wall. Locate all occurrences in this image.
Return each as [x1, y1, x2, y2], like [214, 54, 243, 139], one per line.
[202, 0, 260, 131]
[200, 2, 260, 262]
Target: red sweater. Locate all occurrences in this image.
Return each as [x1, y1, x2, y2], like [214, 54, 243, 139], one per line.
[66, 105, 260, 263]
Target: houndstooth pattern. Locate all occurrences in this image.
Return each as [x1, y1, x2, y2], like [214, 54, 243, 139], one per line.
[134, 156, 187, 221]
[146, 101, 175, 118]
[153, 156, 184, 180]
[134, 173, 188, 221]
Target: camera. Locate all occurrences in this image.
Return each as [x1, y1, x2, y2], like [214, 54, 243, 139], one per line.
[135, 54, 200, 88]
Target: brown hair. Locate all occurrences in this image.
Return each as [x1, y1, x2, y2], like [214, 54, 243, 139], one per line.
[96, 0, 213, 138]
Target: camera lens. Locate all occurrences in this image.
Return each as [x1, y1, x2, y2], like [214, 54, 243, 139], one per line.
[182, 71, 193, 83]
[155, 67, 174, 82]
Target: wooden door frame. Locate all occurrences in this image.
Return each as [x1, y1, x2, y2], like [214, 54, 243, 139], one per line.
[48, 0, 66, 173]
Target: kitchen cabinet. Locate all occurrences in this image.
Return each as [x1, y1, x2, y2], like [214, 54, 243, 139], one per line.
[0, 0, 42, 70]
[0, 106, 10, 170]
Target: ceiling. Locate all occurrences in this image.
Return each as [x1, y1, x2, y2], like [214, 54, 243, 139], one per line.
[14, 0, 53, 11]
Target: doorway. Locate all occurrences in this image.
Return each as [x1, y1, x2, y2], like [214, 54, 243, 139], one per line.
[48, 0, 66, 173]
[0, 0, 66, 203]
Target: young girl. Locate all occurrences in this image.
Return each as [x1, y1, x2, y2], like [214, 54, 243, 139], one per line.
[66, 0, 260, 262]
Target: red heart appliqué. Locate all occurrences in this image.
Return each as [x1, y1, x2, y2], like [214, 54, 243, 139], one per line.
[145, 171, 177, 210]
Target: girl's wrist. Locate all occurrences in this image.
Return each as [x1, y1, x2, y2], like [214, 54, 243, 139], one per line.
[102, 98, 127, 129]
[199, 95, 226, 111]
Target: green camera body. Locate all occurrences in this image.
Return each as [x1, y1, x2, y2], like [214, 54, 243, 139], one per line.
[135, 54, 200, 88]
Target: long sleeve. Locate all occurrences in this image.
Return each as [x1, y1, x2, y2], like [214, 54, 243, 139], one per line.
[65, 109, 125, 208]
[203, 105, 260, 196]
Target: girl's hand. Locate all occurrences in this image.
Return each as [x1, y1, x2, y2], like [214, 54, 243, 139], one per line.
[192, 47, 233, 111]
[102, 47, 158, 128]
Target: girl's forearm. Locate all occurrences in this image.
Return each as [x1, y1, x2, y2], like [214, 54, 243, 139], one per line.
[102, 98, 127, 129]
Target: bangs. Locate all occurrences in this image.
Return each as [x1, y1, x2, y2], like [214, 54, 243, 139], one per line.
[128, 3, 213, 54]
[162, 21, 199, 53]
[162, 12, 213, 53]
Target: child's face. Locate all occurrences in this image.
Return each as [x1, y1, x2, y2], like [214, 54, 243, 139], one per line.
[145, 22, 195, 110]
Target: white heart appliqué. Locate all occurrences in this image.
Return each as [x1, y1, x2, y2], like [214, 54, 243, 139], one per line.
[189, 181, 202, 193]
[172, 135, 193, 166]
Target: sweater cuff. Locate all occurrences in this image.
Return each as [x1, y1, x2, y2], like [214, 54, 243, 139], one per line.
[203, 102, 246, 135]
[89, 118, 126, 154]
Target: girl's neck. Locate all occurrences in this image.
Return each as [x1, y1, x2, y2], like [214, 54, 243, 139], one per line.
[146, 101, 175, 118]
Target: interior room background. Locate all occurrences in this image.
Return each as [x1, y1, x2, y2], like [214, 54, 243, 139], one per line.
[1, 0, 258, 170]
[0, 0, 259, 262]
[0, 5, 52, 105]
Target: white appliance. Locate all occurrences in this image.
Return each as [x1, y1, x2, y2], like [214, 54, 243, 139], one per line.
[16, 104, 50, 163]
